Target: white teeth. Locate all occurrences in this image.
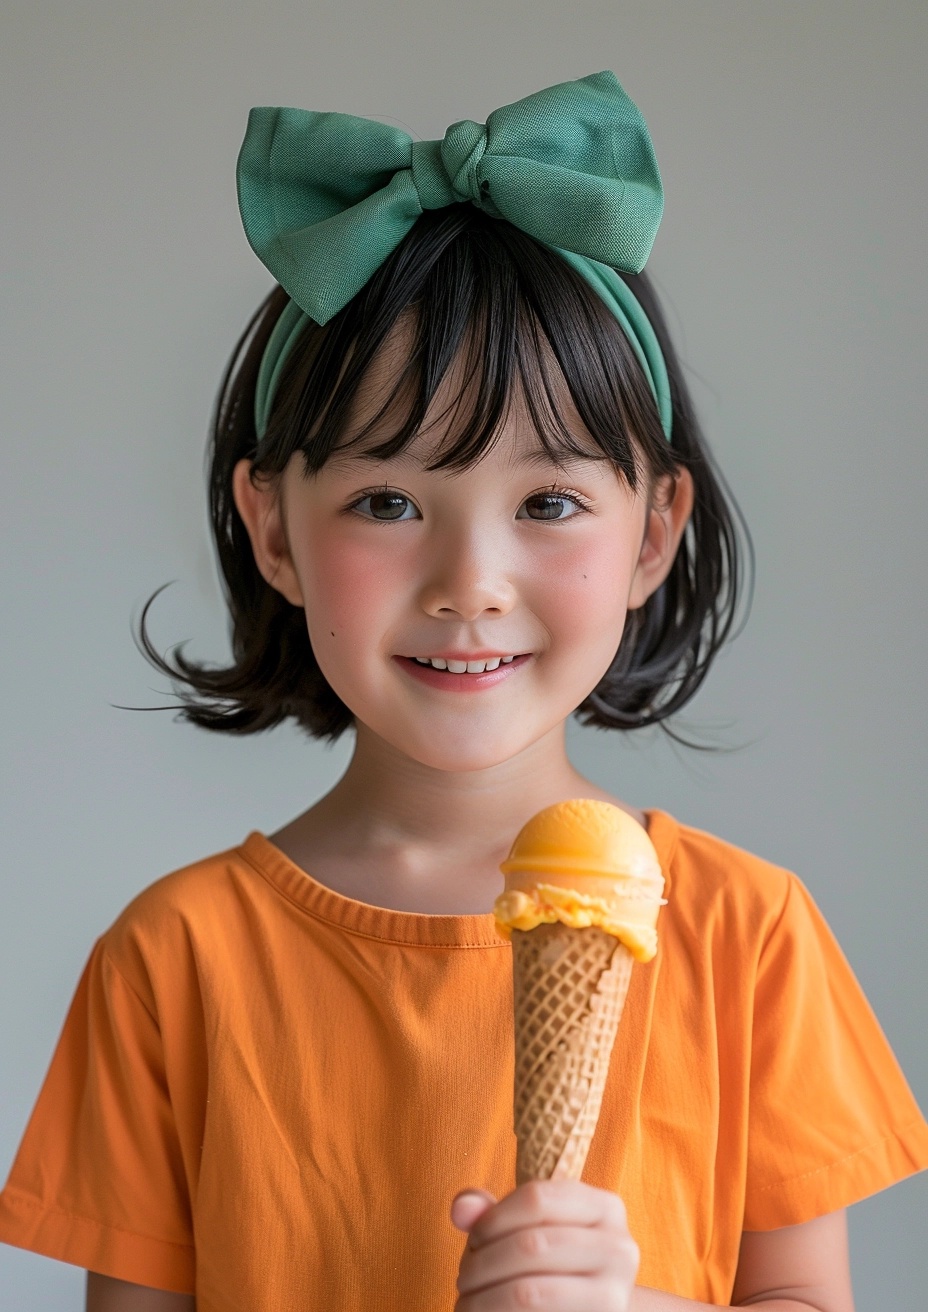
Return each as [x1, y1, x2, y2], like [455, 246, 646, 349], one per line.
[412, 655, 518, 673]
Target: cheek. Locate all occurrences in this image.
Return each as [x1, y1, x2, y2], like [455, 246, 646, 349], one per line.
[296, 532, 400, 643]
[529, 533, 636, 637]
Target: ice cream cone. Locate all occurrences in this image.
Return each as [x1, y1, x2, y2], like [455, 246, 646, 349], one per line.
[495, 800, 665, 1183]
[512, 921, 634, 1183]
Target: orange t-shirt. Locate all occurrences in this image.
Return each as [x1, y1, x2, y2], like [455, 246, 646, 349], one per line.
[1, 810, 926, 1309]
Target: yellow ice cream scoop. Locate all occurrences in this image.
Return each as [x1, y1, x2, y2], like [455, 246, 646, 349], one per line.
[494, 799, 665, 962]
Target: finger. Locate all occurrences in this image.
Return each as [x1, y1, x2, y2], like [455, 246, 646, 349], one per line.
[466, 1179, 627, 1251]
[458, 1222, 626, 1296]
[456, 1272, 632, 1312]
[451, 1190, 498, 1233]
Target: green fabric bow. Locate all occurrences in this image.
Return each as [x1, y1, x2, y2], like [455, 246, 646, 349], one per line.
[237, 71, 672, 438]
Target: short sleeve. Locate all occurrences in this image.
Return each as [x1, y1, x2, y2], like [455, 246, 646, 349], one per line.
[0, 938, 196, 1293]
[743, 873, 928, 1229]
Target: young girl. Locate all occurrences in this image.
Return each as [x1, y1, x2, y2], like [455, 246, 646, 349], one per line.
[0, 71, 925, 1312]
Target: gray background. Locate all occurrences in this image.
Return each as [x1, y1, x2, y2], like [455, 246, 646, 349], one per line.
[2, 1, 925, 1307]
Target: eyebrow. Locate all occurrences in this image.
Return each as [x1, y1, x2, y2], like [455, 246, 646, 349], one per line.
[327, 445, 602, 470]
[511, 448, 602, 468]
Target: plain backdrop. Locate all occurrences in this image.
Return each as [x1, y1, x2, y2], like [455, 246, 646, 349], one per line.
[2, 1, 926, 1307]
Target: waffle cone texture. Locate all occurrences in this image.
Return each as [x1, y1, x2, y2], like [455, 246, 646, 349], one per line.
[512, 921, 634, 1184]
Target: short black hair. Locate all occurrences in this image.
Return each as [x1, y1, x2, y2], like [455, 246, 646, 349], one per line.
[137, 206, 753, 746]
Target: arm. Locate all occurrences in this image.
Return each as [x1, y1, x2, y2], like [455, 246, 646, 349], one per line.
[85, 1272, 196, 1311]
[632, 1209, 854, 1312]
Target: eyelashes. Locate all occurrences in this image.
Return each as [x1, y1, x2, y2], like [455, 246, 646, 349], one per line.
[518, 489, 593, 522]
[346, 484, 594, 523]
[348, 487, 417, 522]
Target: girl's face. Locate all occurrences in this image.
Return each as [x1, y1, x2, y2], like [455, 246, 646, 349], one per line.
[235, 321, 692, 773]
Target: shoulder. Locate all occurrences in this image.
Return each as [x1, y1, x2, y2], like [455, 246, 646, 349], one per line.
[647, 809, 798, 960]
[94, 835, 269, 1003]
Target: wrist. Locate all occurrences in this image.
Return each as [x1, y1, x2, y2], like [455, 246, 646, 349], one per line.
[632, 1288, 821, 1312]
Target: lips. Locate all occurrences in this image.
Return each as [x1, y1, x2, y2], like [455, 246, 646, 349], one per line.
[395, 653, 532, 691]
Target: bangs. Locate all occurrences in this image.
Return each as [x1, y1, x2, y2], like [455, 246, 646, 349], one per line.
[260, 208, 670, 491]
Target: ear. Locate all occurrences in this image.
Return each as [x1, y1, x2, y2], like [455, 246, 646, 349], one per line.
[231, 458, 304, 608]
[627, 465, 695, 610]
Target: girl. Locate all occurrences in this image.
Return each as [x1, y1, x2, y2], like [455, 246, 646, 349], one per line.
[0, 71, 925, 1312]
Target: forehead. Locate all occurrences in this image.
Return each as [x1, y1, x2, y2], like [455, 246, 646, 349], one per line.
[329, 310, 603, 472]
[325, 432, 603, 480]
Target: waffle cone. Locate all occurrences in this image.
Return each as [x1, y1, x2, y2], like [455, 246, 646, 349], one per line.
[512, 922, 634, 1184]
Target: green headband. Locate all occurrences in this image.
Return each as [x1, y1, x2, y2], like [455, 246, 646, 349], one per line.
[237, 71, 672, 440]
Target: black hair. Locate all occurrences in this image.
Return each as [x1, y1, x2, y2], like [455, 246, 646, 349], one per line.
[136, 206, 753, 746]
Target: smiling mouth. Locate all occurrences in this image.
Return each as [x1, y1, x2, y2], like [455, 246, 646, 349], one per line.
[395, 653, 532, 683]
[410, 655, 520, 674]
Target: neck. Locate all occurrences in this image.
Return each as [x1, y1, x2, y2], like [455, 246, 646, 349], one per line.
[336, 720, 594, 847]
[269, 722, 643, 914]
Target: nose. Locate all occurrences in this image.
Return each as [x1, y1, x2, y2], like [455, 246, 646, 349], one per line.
[416, 521, 518, 621]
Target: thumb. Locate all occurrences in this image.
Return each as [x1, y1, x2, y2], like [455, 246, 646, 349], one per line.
[451, 1189, 497, 1232]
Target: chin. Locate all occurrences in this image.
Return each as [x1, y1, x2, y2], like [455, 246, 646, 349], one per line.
[387, 727, 538, 775]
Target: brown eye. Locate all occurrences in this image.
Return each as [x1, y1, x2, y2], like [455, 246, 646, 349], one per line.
[355, 491, 418, 521]
[520, 494, 582, 521]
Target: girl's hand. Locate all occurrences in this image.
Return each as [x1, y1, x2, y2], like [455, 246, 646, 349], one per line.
[451, 1180, 639, 1311]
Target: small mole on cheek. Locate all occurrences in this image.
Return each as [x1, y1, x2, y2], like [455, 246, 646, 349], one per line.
[330, 631, 335, 637]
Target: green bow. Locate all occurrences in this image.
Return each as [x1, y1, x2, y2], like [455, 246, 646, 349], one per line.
[237, 71, 671, 438]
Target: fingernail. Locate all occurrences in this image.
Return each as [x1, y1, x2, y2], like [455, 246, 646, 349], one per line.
[451, 1189, 496, 1232]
